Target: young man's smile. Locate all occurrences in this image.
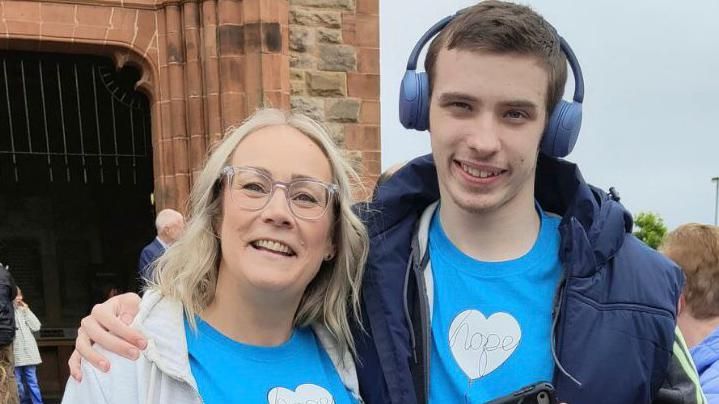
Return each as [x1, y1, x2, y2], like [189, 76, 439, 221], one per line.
[453, 159, 508, 186]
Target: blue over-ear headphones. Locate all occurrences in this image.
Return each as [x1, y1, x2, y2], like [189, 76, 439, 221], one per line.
[398, 14, 585, 158]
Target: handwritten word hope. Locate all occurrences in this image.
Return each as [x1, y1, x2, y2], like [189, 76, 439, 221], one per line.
[448, 310, 522, 379]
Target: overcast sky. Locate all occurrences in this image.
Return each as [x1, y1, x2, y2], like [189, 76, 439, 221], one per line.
[379, 0, 719, 230]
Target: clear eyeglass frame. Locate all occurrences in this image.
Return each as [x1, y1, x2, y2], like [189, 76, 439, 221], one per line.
[220, 166, 339, 220]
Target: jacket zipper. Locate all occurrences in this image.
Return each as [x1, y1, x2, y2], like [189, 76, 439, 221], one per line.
[403, 253, 418, 363]
[551, 276, 583, 387]
[552, 217, 584, 387]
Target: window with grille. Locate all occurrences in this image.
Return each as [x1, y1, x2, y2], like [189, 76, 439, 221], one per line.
[0, 50, 152, 186]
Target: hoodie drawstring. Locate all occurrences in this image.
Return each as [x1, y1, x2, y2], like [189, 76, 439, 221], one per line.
[550, 283, 582, 387]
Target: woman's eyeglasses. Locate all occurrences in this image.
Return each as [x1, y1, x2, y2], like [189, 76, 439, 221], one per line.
[220, 166, 338, 220]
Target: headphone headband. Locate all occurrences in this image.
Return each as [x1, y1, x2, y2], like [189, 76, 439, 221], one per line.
[405, 14, 456, 71]
[398, 13, 585, 158]
[558, 36, 584, 103]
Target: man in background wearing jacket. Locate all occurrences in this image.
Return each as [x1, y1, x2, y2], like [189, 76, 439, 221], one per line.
[661, 224, 719, 402]
[137, 208, 185, 281]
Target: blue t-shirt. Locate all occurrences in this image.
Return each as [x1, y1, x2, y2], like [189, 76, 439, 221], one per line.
[428, 207, 562, 403]
[184, 316, 356, 404]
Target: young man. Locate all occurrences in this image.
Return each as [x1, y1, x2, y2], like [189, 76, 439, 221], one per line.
[354, 2, 702, 403]
[69, 2, 702, 403]
[661, 224, 719, 402]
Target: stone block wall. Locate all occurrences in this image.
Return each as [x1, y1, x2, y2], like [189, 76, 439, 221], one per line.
[288, 0, 380, 193]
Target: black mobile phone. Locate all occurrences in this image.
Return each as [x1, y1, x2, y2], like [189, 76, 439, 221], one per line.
[484, 382, 558, 404]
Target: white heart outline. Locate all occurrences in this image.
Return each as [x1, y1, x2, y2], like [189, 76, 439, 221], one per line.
[448, 310, 522, 380]
[267, 383, 335, 404]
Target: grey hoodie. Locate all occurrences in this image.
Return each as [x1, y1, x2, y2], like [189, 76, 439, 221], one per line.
[62, 290, 363, 404]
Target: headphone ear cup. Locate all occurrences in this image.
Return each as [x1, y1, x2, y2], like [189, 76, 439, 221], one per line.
[415, 72, 430, 131]
[541, 100, 583, 158]
[399, 71, 430, 131]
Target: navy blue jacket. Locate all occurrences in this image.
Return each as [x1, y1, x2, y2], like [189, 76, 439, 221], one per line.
[354, 154, 699, 404]
[138, 238, 165, 279]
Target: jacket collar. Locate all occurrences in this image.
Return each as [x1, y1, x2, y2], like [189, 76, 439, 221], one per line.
[365, 154, 631, 271]
[133, 290, 198, 389]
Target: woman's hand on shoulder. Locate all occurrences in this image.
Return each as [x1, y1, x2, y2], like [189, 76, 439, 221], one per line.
[69, 292, 145, 382]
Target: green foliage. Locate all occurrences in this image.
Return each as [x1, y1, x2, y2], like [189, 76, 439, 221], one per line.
[633, 212, 668, 249]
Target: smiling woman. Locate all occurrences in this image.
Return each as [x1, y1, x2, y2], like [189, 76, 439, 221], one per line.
[61, 109, 369, 404]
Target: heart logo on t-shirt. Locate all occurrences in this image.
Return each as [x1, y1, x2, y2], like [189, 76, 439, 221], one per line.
[448, 310, 522, 380]
[267, 383, 335, 404]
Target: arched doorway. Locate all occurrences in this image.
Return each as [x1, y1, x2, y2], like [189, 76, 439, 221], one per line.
[0, 49, 154, 401]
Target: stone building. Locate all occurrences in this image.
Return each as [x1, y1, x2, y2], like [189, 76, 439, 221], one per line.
[0, 0, 379, 400]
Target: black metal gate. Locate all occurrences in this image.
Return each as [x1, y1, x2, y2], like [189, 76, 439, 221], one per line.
[0, 50, 152, 186]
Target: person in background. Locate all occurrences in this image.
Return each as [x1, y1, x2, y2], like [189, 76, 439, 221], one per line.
[0, 262, 18, 404]
[13, 287, 43, 404]
[137, 209, 185, 280]
[660, 224, 719, 403]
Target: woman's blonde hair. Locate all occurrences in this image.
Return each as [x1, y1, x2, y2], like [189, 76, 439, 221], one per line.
[148, 109, 368, 356]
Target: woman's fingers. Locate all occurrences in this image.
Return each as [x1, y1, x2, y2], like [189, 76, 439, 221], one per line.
[68, 350, 83, 382]
[70, 292, 147, 379]
[73, 326, 110, 373]
[89, 294, 147, 350]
